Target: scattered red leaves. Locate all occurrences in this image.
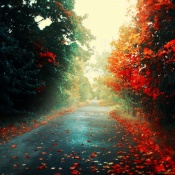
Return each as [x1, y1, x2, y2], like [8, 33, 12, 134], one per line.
[112, 164, 123, 173]
[91, 166, 98, 172]
[0, 106, 76, 144]
[110, 111, 175, 174]
[70, 163, 80, 170]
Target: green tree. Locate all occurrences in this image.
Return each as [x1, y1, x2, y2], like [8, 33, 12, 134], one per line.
[0, 24, 40, 116]
[0, 0, 94, 117]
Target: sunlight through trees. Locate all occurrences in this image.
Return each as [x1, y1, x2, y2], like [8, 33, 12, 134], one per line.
[0, 0, 94, 117]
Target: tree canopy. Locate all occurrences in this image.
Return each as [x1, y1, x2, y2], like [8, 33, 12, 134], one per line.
[0, 0, 94, 117]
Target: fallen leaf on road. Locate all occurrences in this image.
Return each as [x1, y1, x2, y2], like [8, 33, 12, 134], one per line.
[11, 144, 17, 148]
[13, 164, 18, 167]
[74, 156, 81, 159]
[73, 163, 80, 167]
[25, 154, 30, 158]
[71, 170, 81, 175]
[38, 163, 47, 170]
[90, 152, 97, 158]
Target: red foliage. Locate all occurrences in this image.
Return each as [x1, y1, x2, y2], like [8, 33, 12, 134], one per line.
[39, 51, 59, 66]
[110, 112, 175, 174]
[107, 0, 175, 109]
[36, 85, 45, 93]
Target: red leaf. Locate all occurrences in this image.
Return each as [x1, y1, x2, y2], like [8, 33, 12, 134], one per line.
[74, 156, 81, 159]
[155, 164, 165, 173]
[38, 163, 47, 170]
[71, 170, 81, 175]
[73, 163, 80, 167]
[90, 152, 97, 158]
[12, 144, 17, 148]
[25, 154, 30, 158]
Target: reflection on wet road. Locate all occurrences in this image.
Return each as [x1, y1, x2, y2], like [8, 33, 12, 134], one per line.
[0, 100, 135, 175]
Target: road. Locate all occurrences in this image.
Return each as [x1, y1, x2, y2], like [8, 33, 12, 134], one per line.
[0, 100, 148, 175]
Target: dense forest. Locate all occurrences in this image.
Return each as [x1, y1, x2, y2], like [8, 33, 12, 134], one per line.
[0, 0, 94, 118]
[94, 0, 175, 128]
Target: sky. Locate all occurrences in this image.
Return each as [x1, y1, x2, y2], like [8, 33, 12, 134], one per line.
[74, 0, 137, 83]
[74, 0, 136, 54]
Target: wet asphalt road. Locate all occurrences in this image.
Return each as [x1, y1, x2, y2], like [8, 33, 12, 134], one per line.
[0, 100, 135, 175]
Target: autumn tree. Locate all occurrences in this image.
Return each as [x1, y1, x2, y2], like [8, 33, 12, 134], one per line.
[107, 24, 144, 114]
[136, 0, 175, 121]
[107, 0, 175, 122]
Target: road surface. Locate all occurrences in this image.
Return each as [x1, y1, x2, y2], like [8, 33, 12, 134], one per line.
[0, 100, 149, 175]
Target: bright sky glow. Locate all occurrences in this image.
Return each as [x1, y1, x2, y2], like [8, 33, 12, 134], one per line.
[36, 0, 137, 84]
[74, 0, 137, 83]
[35, 16, 52, 29]
[74, 0, 136, 54]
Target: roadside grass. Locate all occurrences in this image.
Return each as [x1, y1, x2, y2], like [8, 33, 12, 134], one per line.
[0, 101, 88, 144]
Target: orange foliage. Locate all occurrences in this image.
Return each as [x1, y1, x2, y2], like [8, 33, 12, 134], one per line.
[107, 0, 175, 101]
[56, 2, 73, 17]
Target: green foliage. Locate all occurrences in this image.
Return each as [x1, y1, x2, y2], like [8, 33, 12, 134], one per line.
[92, 52, 119, 105]
[0, 0, 94, 118]
[94, 77, 118, 105]
[0, 24, 40, 116]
